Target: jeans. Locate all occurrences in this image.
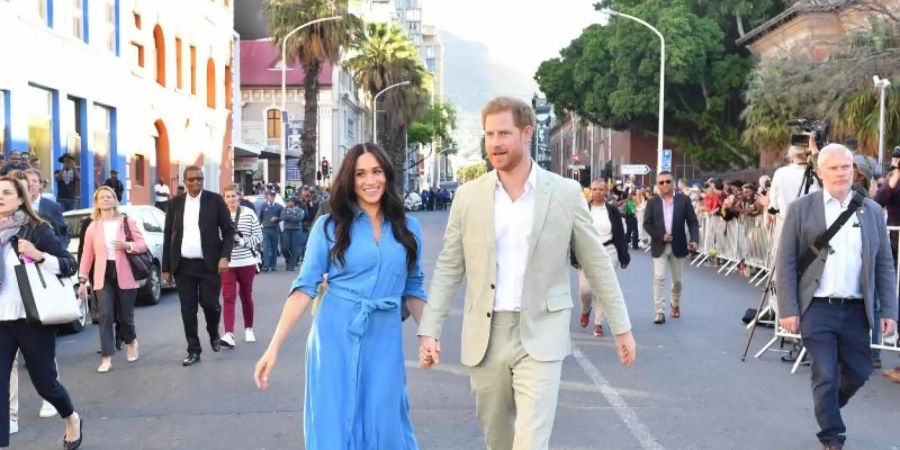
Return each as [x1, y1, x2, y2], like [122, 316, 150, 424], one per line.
[262, 227, 280, 270]
[800, 300, 873, 446]
[221, 265, 256, 333]
[281, 228, 303, 269]
[58, 198, 77, 212]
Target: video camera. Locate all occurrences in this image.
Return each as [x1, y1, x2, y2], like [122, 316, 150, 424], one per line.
[787, 118, 829, 150]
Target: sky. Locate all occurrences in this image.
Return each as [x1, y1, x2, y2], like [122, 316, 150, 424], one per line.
[419, 0, 602, 86]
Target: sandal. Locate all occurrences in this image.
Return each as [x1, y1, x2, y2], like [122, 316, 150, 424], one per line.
[671, 305, 681, 319]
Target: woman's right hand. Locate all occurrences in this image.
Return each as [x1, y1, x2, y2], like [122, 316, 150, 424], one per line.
[77, 284, 87, 299]
[254, 350, 277, 390]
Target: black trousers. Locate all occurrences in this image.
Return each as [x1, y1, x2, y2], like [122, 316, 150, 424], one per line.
[96, 261, 137, 357]
[0, 320, 75, 447]
[800, 300, 873, 446]
[175, 258, 222, 354]
[624, 213, 639, 248]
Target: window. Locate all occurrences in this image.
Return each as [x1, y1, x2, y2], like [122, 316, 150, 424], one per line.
[224, 65, 232, 110]
[190, 45, 197, 95]
[133, 12, 141, 29]
[133, 154, 145, 186]
[0, 91, 8, 154]
[132, 42, 145, 67]
[93, 104, 112, 183]
[175, 38, 183, 89]
[27, 85, 55, 182]
[30, 0, 50, 26]
[62, 97, 85, 206]
[70, 0, 84, 41]
[94, 0, 117, 53]
[206, 59, 216, 108]
[346, 116, 355, 139]
[153, 25, 165, 86]
[267, 109, 281, 139]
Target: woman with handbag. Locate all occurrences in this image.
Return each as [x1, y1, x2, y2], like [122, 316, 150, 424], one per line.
[77, 186, 148, 373]
[219, 184, 263, 348]
[0, 176, 82, 449]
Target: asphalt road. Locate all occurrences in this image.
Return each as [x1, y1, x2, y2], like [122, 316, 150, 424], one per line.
[11, 210, 900, 449]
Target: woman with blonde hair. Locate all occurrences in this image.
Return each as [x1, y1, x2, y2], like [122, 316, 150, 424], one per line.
[77, 186, 148, 373]
[0, 175, 82, 448]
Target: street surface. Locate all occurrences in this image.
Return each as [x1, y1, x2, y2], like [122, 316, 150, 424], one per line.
[11, 211, 900, 449]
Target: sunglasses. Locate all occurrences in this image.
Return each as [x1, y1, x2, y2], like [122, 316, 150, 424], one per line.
[658, 180, 673, 185]
[185, 176, 204, 183]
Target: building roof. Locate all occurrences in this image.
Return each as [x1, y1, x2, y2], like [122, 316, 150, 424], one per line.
[736, 0, 857, 46]
[240, 39, 333, 87]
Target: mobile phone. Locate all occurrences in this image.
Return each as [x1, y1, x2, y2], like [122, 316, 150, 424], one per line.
[791, 134, 809, 147]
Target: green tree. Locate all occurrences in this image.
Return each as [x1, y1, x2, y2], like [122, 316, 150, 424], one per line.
[535, 0, 786, 170]
[265, 0, 360, 185]
[346, 22, 430, 190]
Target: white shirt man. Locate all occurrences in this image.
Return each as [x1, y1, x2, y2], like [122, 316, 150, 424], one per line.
[492, 163, 536, 312]
[181, 190, 204, 259]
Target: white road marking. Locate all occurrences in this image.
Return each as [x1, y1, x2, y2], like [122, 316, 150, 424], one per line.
[571, 346, 665, 450]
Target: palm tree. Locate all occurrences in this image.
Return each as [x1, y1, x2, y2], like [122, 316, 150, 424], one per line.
[346, 22, 430, 191]
[265, 0, 360, 185]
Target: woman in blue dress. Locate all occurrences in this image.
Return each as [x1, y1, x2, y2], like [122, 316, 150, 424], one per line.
[254, 143, 427, 449]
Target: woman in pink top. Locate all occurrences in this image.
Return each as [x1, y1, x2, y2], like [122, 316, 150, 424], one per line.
[77, 187, 148, 373]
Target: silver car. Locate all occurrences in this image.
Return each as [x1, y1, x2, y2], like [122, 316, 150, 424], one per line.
[60, 205, 175, 333]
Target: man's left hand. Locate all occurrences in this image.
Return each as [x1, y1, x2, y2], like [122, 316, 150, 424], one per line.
[217, 258, 229, 274]
[882, 318, 897, 337]
[614, 331, 636, 368]
[688, 242, 698, 252]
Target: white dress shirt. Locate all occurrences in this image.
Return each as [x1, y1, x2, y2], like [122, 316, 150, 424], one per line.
[492, 163, 537, 312]
[813, 190, 863, 299]
[181, 191, 205, 259]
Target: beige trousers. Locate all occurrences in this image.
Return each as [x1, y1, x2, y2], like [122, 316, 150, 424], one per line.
[652, 244, 684, 314]
[469, 312, 563, 450]
[578, 271, 605, 326]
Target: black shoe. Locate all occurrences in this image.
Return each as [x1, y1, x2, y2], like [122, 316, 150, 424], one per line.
[211, 339, 221, 352]
[115, 338, 124, 351]
[654, 313, 666, 324]
[63, 414, 83, 450]
[182, 353, 201, 366]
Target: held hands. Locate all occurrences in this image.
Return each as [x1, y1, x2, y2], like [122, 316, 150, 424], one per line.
[418, 336, 441, 369]
[254, 349, 277, 390]
[614, 331, 636, 368]
[16, 239, 43, 262]
[780, 316, 800, 334]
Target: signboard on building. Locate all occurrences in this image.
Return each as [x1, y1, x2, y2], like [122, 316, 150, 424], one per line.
[285, 120, 303, 157]
[661, 149, 673, 172]
[621, 164, 651, 175]
[286, 166, 301, 181]
[234, 157, 259, 172]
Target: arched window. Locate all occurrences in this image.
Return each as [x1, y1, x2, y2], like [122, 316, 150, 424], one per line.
[206, 58, 216, 108]
[153, 25, 165, 86]
[267, 109, 282, 140]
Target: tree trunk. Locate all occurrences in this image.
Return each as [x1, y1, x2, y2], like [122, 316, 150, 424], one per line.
[382, 124, 408, 194]
[299, 60, 321, 187]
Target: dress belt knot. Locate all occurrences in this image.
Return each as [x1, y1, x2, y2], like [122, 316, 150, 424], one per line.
[347, 296, 400, 337]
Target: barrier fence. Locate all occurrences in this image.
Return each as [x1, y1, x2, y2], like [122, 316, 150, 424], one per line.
[637, 209, 900, 371]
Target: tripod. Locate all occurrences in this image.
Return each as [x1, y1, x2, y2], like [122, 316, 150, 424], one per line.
[740, 160, 819, 365]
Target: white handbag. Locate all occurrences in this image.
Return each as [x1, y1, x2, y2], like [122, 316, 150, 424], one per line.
[16, 257, 81, 326]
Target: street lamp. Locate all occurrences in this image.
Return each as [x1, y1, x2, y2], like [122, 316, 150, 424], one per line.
[874, 75, 892, 167]
[373, 80, 411, 144]
[600, 8, 666, 174]
[279, 15, 342, 188]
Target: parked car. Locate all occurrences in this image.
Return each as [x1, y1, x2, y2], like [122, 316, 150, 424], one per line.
[404, 192, 423, 211]
[59, 205, 174, 333]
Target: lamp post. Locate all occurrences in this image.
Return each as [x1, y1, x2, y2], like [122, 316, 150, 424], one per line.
[372, 80, 411, 144]
[600, 8, 665, 173]
[874, 75, 892, 167]
[280, 15, 342, 188]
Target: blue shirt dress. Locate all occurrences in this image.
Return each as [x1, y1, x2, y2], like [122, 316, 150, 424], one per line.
[290, 211, 426, 449]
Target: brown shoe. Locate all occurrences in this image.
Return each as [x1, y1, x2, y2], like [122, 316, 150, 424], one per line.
[654, 313, 666, 324]
[671, 305, 681, 319]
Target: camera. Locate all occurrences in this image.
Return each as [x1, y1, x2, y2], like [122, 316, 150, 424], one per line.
[787, 118, 829, 149]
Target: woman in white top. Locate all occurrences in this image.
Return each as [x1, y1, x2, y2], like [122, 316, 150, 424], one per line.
[0, 176, 83, 448]
[77, 187, 148, 373]
[571, 178, 630, 337]
[219, 185, 263, 348]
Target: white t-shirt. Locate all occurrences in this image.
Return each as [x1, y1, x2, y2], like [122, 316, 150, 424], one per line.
[589, 205, 614, 250]
[102, 219, 119, 260]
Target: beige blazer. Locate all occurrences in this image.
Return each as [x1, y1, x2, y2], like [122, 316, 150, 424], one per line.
[418, 167, 632, 367]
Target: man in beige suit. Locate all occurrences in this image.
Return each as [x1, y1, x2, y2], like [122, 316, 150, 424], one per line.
[418, 97, 636, 450]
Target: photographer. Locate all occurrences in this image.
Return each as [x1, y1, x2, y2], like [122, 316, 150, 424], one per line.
[766, 135, 821, 229]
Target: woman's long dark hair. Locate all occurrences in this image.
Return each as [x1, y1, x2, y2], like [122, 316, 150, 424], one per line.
[326, 143, 418, 269]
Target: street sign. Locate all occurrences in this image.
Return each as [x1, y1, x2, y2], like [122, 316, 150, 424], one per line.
[621, 164, 651, 175]
[285, 120, 303, 156]
[661, 149, 673, 172]
[567, 164, 586, 170]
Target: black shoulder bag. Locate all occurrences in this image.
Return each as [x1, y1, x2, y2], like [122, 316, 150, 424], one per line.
[797, 193, 864, 276]
[122, 214, 153, 281]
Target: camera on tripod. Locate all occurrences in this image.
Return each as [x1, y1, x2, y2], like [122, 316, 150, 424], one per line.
[787, 118, 829, 150]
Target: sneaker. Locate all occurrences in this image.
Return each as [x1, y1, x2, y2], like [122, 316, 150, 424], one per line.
[245, 328, 256, 343]
[593, 325, 604, 337]
[9, 420, 17, 434]
[38, 400, 57, 418]
[219, 332, 236, 348]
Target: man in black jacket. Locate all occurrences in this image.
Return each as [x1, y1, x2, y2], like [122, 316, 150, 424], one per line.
[162, 166, 235, 366]
[643, 171, 700, 324]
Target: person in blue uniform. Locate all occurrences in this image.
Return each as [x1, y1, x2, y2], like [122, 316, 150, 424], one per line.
[254, 143, 427, 449]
